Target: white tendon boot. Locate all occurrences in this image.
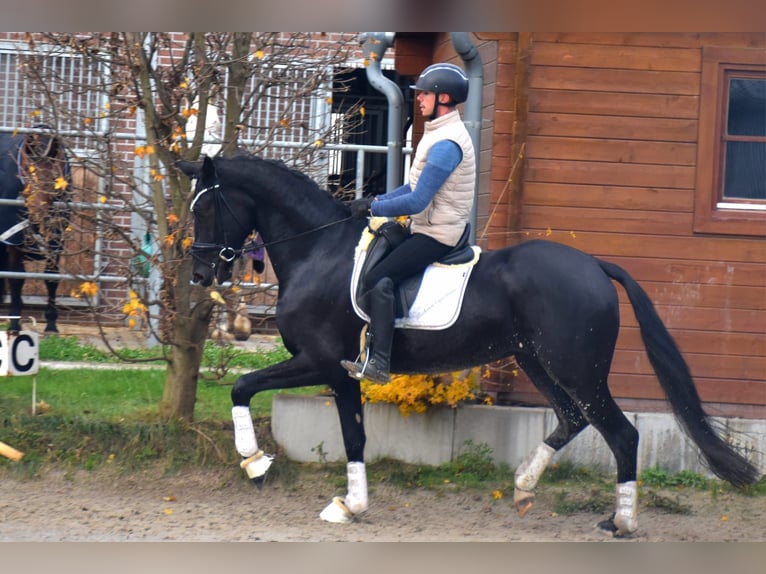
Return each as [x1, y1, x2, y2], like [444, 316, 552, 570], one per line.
[513, 443, 556, 517]
[232, 406, 273, 483]
[319, 462, 368, 523]
[612, 481, 638, 536]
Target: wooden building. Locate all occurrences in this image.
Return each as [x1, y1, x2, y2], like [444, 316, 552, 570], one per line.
[394, 33, 765, 420]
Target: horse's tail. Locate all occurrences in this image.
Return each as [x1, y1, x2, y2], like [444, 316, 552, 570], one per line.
[598, 258, 760, 487]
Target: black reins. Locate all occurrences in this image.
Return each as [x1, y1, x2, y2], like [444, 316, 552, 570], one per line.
[190, 181, 353, 269]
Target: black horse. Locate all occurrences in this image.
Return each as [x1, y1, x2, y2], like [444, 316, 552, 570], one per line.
[0, 129, 71, 333]
[179, 154, 759, 537]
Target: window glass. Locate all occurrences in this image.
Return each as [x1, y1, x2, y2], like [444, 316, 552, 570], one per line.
[723, 78, 766, 201]
[727, 78, 765, 136]
[723, 142, 765, 200]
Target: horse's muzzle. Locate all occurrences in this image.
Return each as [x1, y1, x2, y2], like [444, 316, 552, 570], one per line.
[192, 271, 214, 287]
[192, 261, 232, 287]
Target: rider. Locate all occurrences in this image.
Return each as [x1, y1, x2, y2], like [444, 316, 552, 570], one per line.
[342, 62, 476, 384]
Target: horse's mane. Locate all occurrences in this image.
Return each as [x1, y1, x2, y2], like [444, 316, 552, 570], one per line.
[260, 157, 329, 194]
[224, 153, 340, 204]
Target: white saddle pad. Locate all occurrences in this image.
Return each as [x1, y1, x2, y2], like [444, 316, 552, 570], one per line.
[349, 219, 480, 330]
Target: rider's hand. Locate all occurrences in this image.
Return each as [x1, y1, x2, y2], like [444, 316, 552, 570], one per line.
[348, 197, 374, 219]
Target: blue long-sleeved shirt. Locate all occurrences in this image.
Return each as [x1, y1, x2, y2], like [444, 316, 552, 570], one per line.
[370, 139, 462, 217]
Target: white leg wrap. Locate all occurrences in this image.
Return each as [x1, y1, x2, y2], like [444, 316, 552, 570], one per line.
[319, 462, 368, 523]
[515, 443, 556, 492]
[613, 481, 638, 536]
[344, 462, 368, 514]
[232, 406, 258, 458]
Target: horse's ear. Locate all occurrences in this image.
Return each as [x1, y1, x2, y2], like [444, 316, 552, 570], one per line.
[200, 155, 217, 181]
[176, 159, 202, 179]
[176, 156, 217, 182]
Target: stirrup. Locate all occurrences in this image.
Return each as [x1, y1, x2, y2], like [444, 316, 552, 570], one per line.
[341, 358, 389, 384]
[340, 358, 366, 381]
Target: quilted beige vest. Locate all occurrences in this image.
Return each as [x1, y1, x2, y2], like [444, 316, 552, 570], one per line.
[408, 110, 475, 246]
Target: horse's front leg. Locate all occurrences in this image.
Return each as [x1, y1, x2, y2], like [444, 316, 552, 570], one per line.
[231, 354, 359, 491]
[231, 354, 324, 486]
[319, 376, 368, 524]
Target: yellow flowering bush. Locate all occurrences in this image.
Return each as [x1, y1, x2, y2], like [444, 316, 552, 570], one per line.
[361, 368, 480, 416]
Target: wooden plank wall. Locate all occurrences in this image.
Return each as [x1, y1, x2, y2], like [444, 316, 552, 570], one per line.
[497, 33, 765, 419]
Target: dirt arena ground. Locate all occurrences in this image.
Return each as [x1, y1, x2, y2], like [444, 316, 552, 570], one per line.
[1, 322, 763, 542]
[1, 463, 764, 542]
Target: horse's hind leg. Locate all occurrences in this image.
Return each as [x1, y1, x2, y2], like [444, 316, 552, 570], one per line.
[43, 259, 60, 333]
[517, 352, 640, 536]
[550, 353, 639, 535]
[513, 356, 590, 517]
[569, 388, 639, 536]
[7, 276, 23, 334]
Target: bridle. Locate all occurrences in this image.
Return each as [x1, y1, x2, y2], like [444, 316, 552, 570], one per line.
[190, 179, 353, 271]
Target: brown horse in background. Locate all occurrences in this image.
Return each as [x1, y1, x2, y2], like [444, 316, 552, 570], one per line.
[0, 128, 71, 333]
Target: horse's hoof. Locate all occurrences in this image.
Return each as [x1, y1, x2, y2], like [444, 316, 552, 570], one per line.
[597, 515, 618, 534]
[239, 451, 273, 486]
[513, 489, 535, 518]
[44, 326, 59, 334]
[319, 496, 354, 524]
[597, 513, 635, 537]
[250, 475, 266, 490]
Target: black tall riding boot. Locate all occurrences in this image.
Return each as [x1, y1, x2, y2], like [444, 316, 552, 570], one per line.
[341, 277, 395, 384]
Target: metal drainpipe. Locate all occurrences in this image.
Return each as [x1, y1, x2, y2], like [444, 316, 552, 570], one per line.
[359, 32, 403, 195]
[450, 32, 483, 242]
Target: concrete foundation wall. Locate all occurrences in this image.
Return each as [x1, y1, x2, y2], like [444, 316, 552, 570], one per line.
[271, 395, 766, 478]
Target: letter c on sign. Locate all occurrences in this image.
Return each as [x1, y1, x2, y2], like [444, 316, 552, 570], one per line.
[11, 333, 37, 374]
[11, 332, 39, 375]
[0, 331, 40, 377]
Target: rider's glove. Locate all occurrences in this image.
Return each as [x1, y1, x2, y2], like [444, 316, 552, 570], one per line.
[347, 197, 374, 219]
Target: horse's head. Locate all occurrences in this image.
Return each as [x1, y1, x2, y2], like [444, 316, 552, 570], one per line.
[178, 156, 253, 287]
[20, 130, 69, 225]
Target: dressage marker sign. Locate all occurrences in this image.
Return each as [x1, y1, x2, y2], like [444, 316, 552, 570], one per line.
[0, 327, 41, 417]
[0, 330, 39, 376]
[0, 329, 38, 460]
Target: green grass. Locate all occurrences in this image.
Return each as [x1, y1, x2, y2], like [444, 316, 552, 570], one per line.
[369, 440, 515, 491]
[14, 334, 323, 421]
[0, 334, 327, 477]
[37, 333, 293, 371]
[0, 367, 324, 421]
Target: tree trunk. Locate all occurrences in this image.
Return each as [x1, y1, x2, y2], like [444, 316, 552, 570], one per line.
[159, 297, 215, 421]
[221, 32, 252, 156]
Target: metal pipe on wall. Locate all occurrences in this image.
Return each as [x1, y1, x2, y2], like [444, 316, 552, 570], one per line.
[450, 32, 483, 242]
[358, 32, 404, 194]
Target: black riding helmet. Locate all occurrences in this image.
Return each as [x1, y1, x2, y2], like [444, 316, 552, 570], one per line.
[410, 62, 469, 106]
